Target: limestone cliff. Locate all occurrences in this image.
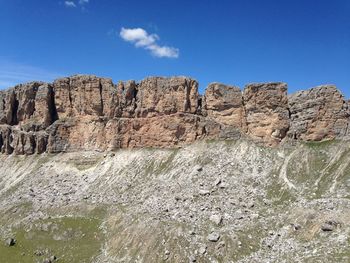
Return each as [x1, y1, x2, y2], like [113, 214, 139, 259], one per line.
[288, 85, 349, 141]
[243, 83, 290, 145]
[0, 75, 348, 154]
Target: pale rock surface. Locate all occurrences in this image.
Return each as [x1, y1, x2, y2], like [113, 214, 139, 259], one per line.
[135, 76, 199, 117]
[243, 83, 290, 146]
[204, 83, 245, 128]
[288, 85, 350, 141]
[0, 75, 349, 155]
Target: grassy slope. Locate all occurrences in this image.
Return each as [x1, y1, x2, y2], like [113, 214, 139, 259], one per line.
[0, 139, 349, 262]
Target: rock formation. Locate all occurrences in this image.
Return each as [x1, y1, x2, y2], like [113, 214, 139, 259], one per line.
[204, 83, 245, 128]
[243, 83, 290, 145]
[0, 75, 349, 154]
[288, 85, 349, 141]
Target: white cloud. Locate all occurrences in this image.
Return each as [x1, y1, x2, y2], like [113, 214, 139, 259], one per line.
[64, 0, 89, 8]
[79, 0, 89, 4]
[120, 28, 158, 47]
[64, 1, 76, 7]
[120, 27, 179, 58]
[146, 45, 179, 58]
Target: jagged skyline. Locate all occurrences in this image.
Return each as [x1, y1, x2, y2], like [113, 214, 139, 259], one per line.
[1, 1, 349, 97]
[0, 75, 349, 155]
[1, 2, 350, 262]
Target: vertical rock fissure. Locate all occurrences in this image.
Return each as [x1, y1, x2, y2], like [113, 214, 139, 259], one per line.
[11, 96, 19, 125]
[197, 96, 202, 114]
[99, 80, 104, 116]
[32, 135, 37, 154]
[68, 78, 73, 110]
[48, 86, 59, 125]
[133, 84, 138, 112]
[285, 104, 292, 139]
[184, 80, 191, 112]
[8, 131, 14, 154]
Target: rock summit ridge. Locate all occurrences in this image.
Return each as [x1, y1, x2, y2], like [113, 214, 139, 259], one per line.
[0, 75, 349, 154]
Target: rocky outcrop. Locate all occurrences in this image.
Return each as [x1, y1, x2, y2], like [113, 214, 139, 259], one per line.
[0, 90, 16, 125]
[53, 75, 115, 118]
[243, 83, 290, 146]
[135, 77, 199, 117]
[0, 75, 348, 154]
[204, 83, 245, 128]
[0, 82, 55, 129]
[45, 115, 209, 153]
[32, 84, 58, 129]
[0, 125, 13, 154]
[288, 85, 349, 141]
[43, 76, 205, 152]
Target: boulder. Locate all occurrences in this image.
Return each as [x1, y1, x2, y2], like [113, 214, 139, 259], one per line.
[5, 238, 16, 246]
[207, 232, 220, 242]
[209, 214, 223, 225]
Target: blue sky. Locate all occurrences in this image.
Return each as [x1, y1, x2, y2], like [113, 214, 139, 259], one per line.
[0, 0, 349, 97]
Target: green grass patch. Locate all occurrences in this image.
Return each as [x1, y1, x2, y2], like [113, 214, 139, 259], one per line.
[303, 139, 337, 150]
[67, 155, 103, 171]
[0, 216, 104, 263]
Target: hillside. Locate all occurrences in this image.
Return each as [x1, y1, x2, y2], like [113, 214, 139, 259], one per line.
[0, 76, 349, 262]
[0, 139, 350, 262]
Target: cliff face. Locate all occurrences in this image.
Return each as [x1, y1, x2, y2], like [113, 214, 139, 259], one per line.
[0, 75, 349, 154]
[288, 86, 349, 141]
[243, 83, 290, 145]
